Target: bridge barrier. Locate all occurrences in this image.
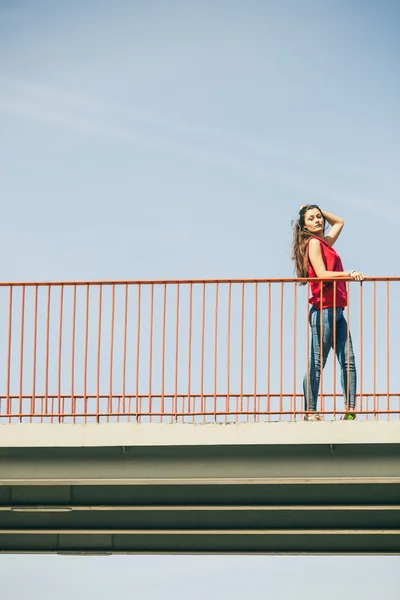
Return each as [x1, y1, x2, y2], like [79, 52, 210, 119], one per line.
[0, 277, 398, 423]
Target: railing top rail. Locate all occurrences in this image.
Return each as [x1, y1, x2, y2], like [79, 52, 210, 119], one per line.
[0, 276, 399, 287]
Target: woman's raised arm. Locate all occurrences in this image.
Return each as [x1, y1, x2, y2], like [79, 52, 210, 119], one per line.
[321, 209, 344, 246]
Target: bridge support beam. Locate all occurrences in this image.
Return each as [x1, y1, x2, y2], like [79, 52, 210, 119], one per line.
[0, 422, 399, 554]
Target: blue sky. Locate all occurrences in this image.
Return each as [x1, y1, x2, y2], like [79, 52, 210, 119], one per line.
[1, 0, 399, 283]
[2, 554, 400, 600]
[1, 0, 399, 595]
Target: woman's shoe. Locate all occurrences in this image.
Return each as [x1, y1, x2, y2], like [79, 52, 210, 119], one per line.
[304, 413, 322, 421]
[341, 412, 356, 420]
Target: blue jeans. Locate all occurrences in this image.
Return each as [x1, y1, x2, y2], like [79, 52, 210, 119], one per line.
[303, 307, 356, 412]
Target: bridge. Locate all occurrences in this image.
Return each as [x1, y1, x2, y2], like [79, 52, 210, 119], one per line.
[0, 277, 399, 554]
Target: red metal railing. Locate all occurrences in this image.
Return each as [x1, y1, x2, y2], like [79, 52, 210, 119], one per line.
[0, 278, 399, 423]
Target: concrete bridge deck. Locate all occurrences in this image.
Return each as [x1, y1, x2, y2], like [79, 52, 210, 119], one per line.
[0, 421, 399, 555]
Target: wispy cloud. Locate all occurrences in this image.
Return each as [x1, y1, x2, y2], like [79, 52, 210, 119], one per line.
[0, 76, 397, 222]
[0, 77, 305, 187]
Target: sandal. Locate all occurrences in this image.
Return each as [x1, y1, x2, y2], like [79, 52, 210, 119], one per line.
[304, 413, 322, 421]
[341, 412, 356, 420]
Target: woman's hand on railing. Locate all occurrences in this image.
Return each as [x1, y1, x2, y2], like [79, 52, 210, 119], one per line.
[348, 270, 365, 281]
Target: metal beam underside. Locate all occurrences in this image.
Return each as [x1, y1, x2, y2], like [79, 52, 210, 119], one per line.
[0, 440, 399, 554]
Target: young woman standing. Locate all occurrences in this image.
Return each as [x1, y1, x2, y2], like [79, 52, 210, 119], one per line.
[292, 205, 364, 420]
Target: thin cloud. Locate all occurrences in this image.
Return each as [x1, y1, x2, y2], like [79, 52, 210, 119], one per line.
[0, 78, 303, 187]
[0, 76, 397, 222]
[2, 76, 397, 184]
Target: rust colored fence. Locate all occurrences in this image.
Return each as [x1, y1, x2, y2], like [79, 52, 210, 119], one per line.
[0, 277, 399, 423]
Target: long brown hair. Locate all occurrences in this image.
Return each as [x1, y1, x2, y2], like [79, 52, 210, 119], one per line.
[291, 205, 325, 283]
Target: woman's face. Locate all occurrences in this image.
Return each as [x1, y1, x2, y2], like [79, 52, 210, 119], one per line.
[303, 207, 324, 235]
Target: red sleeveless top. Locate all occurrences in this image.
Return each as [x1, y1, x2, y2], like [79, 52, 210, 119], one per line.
[307, 236, 347, 309]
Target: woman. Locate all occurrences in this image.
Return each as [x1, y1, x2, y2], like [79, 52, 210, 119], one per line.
[291, 205, 364, 420]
